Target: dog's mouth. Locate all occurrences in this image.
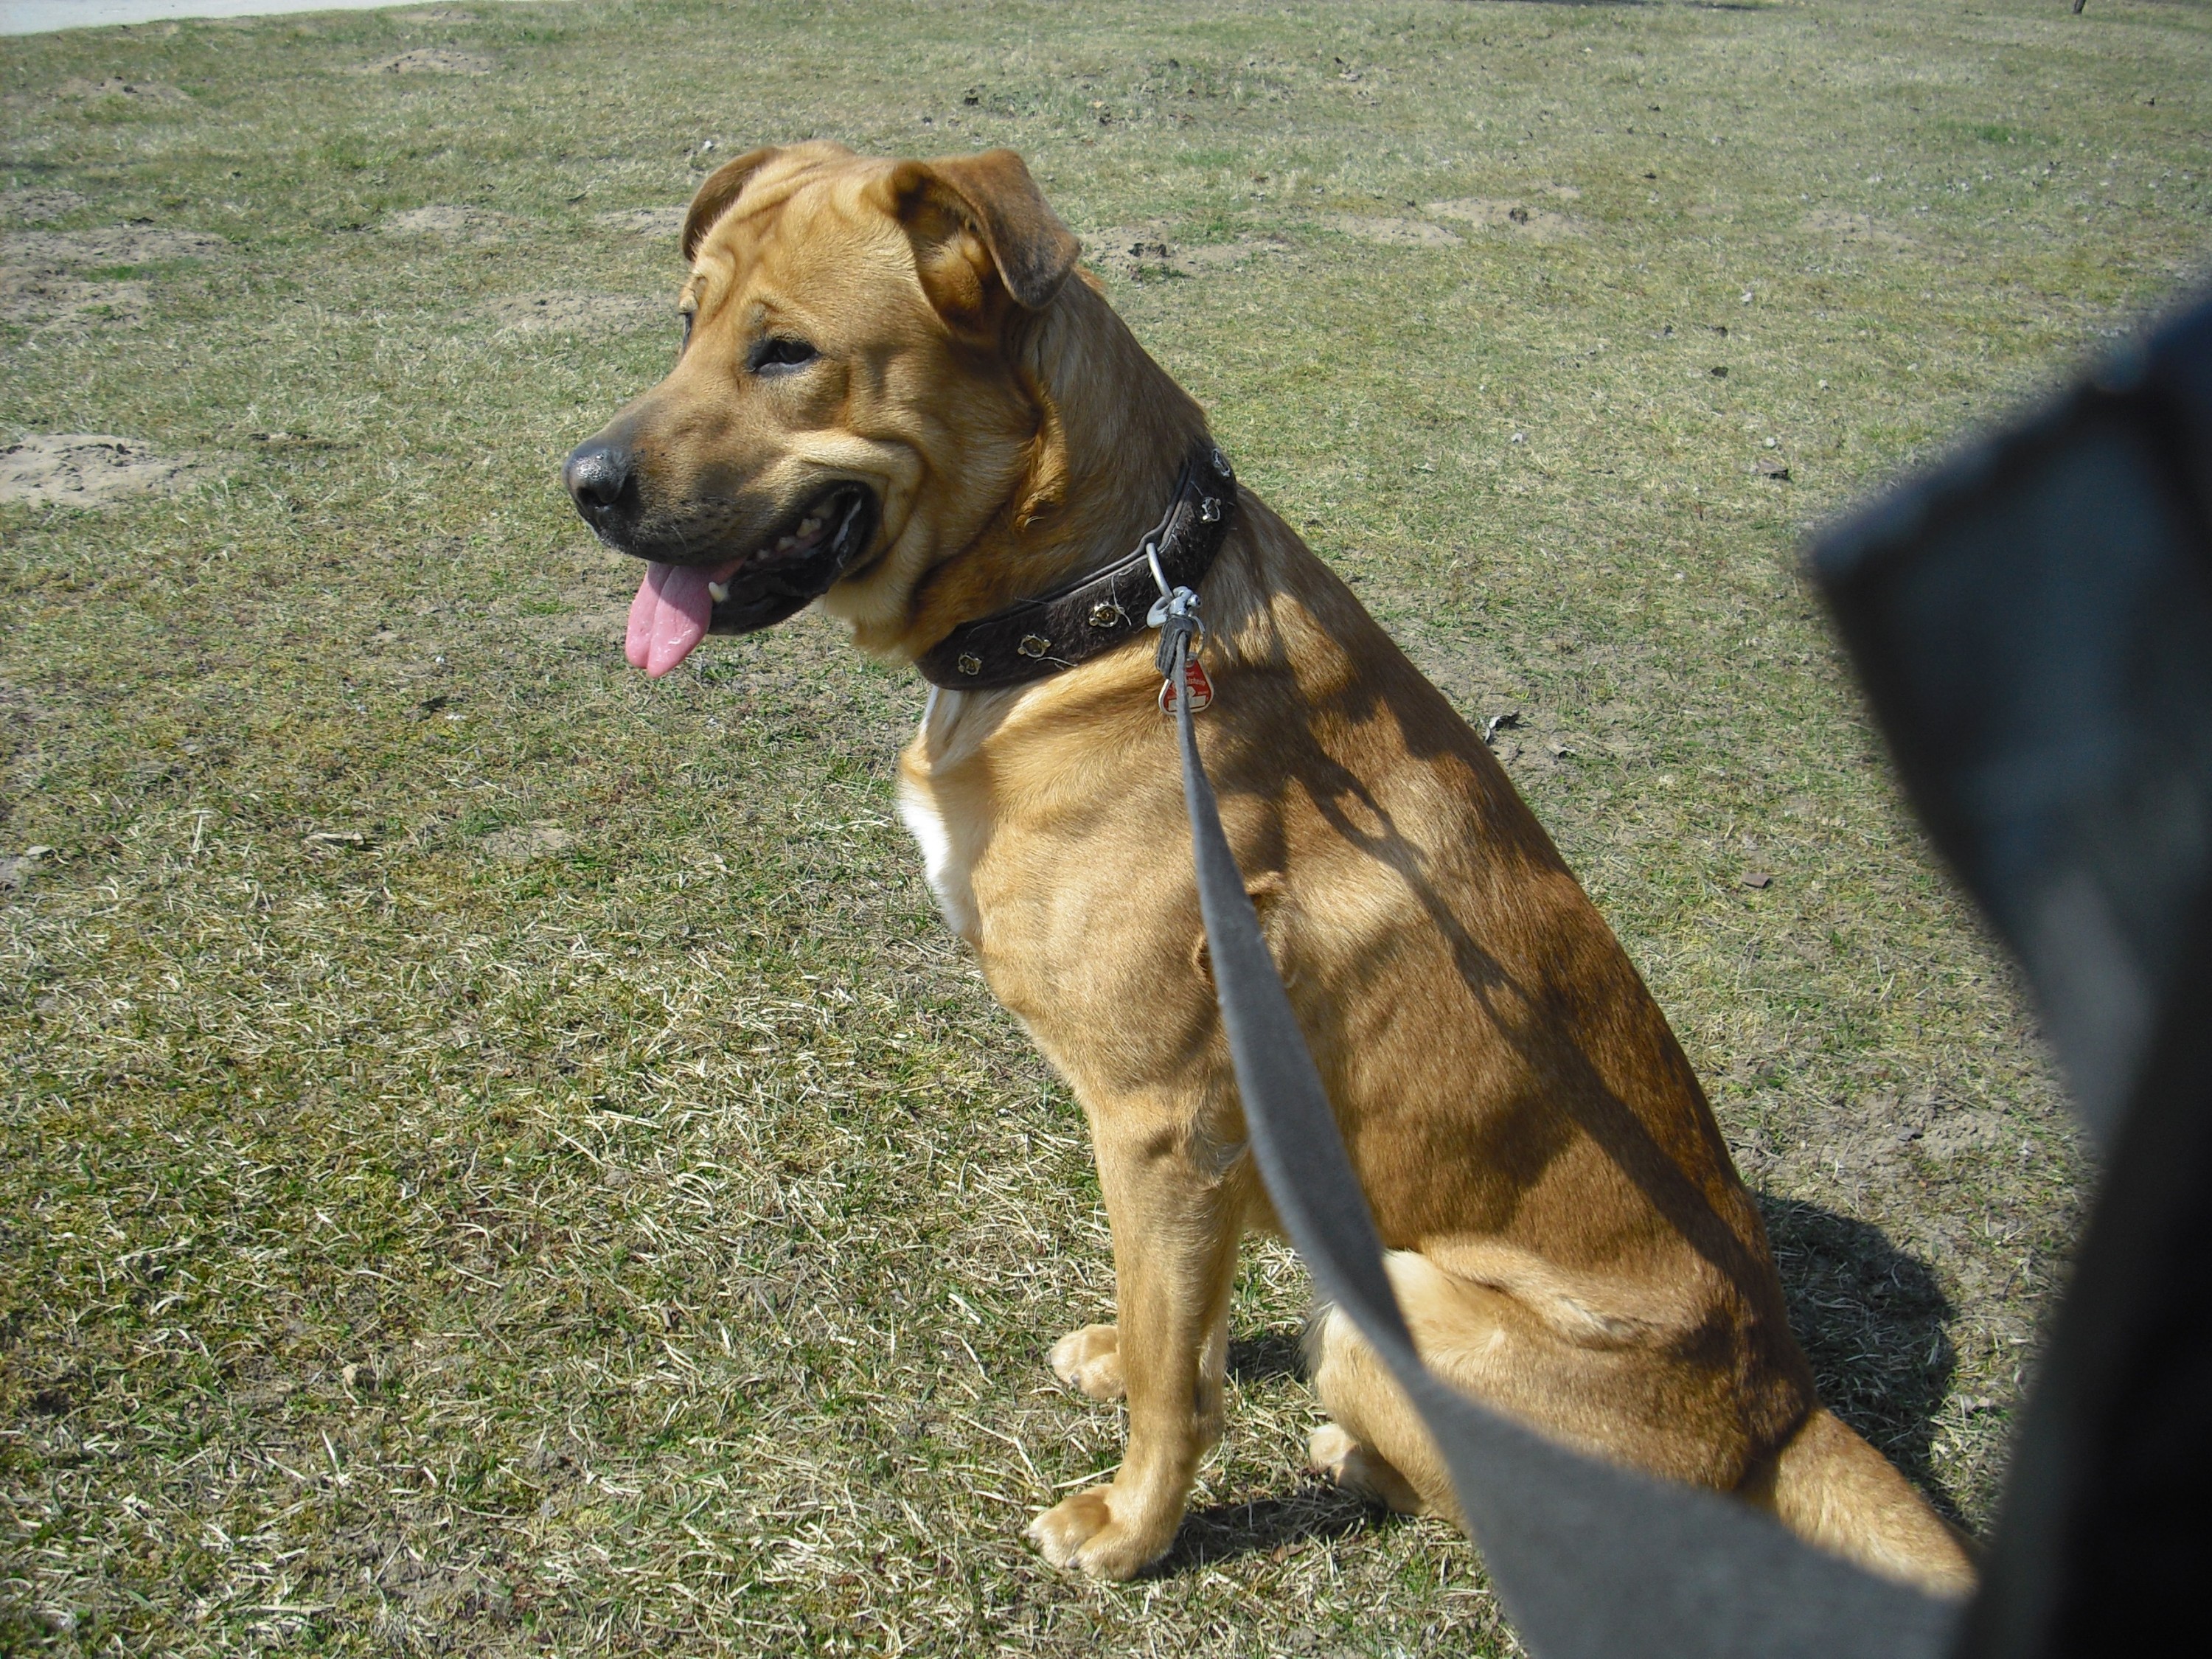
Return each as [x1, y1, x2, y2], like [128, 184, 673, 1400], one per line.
[625, 484, 876, 678]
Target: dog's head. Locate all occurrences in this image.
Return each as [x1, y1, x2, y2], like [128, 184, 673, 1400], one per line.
[563, 142, 1083, 676]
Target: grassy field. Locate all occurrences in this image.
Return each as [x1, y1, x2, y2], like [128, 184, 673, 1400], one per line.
[2, 0, 2208, 1652]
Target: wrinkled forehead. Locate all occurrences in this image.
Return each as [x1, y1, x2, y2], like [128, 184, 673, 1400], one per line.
[687, 151, 905, 305]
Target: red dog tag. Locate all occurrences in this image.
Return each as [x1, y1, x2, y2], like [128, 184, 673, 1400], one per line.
[1159, 655, 1214, 715]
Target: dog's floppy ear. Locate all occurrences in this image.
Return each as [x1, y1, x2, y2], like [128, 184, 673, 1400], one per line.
[891, 148, 1081, 316]
[682, 146, 782, 262]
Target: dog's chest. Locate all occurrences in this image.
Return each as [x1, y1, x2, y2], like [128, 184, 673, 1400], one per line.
[895, 751, 980, 939]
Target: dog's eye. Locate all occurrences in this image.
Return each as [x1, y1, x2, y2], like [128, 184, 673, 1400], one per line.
[749, 336, 820, 375]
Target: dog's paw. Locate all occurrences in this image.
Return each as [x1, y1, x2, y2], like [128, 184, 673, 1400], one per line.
[1047, 1324, 1126, 1401]
[1028, 1484, 1174, 1580]
[1309, 1422, 1430, 1516]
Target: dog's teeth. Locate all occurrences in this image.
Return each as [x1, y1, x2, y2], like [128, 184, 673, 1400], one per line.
[799, 515, 822, 535]
[776, 535, 796, 552]
[707, 580, 730, 603]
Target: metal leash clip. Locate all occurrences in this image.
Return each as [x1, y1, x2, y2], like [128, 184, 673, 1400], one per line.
[1147, 554, 1214, 714]
[1150, 585, 1203, 672]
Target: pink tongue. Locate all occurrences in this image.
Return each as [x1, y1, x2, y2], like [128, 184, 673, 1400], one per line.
[625, 562, 717, 678]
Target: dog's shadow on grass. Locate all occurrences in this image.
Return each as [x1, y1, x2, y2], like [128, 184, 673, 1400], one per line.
[1160, 1484, 1402, 1573]
[1758, 1194, 1964, 1523]
[1228, 1328, 1305, 1386]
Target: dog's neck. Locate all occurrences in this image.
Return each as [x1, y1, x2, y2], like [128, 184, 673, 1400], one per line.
[894, 277, 1213, 664]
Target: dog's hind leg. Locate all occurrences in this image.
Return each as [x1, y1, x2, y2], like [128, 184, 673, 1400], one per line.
[1304, 1248, 1742, 1524]
[1308, 1253, 1977, 1594]
[1028, 1106, 1245, 1580]
[1304, 1253, 1472, 1523]
[1307, 1420, 1432, 1516]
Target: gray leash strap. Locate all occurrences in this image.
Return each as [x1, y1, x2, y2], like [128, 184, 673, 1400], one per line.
[1164, 627, 1958, 1659]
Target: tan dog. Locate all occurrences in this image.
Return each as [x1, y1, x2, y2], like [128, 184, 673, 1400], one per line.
[563, 142, 1975, 1595]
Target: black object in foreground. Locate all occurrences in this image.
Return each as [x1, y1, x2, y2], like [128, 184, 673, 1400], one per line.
[1815, 291, 2212, 1659]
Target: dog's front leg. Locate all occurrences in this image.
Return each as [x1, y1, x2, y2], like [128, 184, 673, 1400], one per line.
[1029, 1106, 1243, 1579]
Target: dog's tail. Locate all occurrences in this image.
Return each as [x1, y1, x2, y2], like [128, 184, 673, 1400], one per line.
[1750, 1406, 1978, 1596]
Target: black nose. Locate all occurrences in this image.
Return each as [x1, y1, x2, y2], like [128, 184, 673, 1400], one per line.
[563, 437, 636, 522]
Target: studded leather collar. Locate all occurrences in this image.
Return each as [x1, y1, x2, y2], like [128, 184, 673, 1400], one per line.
[914, 441, 1238, 691]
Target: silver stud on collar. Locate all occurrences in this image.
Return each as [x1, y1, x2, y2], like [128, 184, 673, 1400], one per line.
[958, 653, 982, 676]
[1018, 633, 1051, 658]
[1199, 497, 1222, 524]
[1211, 447, 1232, 479]
[1088, 600, 1127, 630]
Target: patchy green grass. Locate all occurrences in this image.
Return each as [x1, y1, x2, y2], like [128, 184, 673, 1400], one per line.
[3, 0, 2207, 1652]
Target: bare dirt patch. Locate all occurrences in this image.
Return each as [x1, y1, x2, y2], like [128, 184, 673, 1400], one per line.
[1184, 236, 1292, 268]
[1425, 198, 1583, 241]
[56, 78, 190, 105]
[364, 48, 496, 76]
[1085, 225, 1293, 280]
[520, 579, 631, 641]
[487, 291, 664, 335]
[0, 268, 148, 328]
[482, 822, 573, 860]
[1321, 213, 1462, 248]
[592, 206, 686, 239]
[0, 845, 50, 894]
[381, 206, 515, 244]
[0, 435, 195, 509]
[0, 226, 221, 328]
[4, 227, 225, 267]
[1803, 209, 1913, 251]
[0, 189, 86, 225]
